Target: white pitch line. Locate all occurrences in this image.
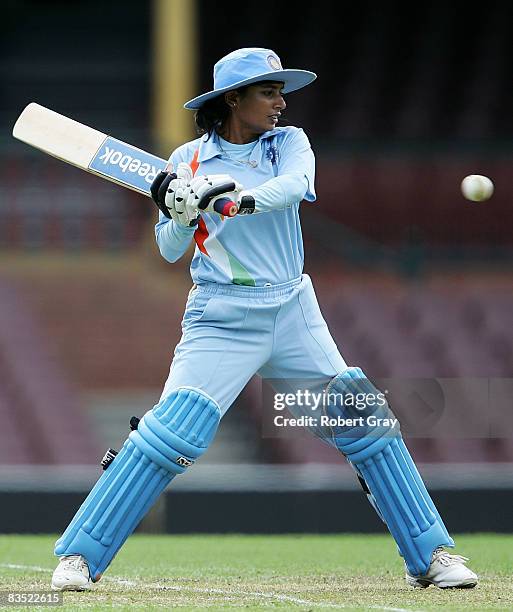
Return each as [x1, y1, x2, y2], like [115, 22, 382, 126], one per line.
[138, 584, 419, 611]
[144, 584, 327, 607]
[1, 563, 50, 572]
[0, 563, 420, 612]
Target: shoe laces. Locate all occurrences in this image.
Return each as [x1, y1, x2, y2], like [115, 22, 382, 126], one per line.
[432, 546, 469, 567]
[60, 555, 88, 572]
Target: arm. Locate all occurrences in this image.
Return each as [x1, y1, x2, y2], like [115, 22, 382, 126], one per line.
[152, 149, 196, 263]
[240, 128, 316, 214]
[154, 212, 196, 263]
[246, 171, 310, 213]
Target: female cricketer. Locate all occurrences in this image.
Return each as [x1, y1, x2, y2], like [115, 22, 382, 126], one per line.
[51, 47, 477, 591]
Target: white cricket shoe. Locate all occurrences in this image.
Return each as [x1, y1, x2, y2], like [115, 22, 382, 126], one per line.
[406, 547, 478, 589]
[51, 555, 92, 591]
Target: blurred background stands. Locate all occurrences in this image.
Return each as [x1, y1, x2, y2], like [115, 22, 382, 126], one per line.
[1, 1, 513, 484]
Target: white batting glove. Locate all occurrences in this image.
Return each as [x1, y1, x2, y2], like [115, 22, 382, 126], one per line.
[182, 175, 243, 215]
[164, 162, 195, 226]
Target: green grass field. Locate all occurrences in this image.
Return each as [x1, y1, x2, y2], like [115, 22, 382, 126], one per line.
[0, 534, 512, 611]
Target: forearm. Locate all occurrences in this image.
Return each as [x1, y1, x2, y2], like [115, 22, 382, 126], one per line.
[155, 216, 196, 263]
[248, 172, 310, 213]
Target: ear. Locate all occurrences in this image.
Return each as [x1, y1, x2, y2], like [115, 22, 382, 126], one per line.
[224, 91, 238, 109]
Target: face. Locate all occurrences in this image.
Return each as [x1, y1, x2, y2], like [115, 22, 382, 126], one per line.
[226, 82, 286, 139]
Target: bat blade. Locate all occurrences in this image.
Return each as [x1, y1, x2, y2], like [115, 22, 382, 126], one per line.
[12, 102, 238, 216]
[13, 102, 166, 195]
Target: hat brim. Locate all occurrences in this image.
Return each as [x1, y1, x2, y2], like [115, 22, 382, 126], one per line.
[183, 69, 317, 110]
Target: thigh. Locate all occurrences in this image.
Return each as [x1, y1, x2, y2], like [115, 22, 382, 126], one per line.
[161, 290, 273, 417]
[261, 275, 347, 380]
[259, 276, 346, 443]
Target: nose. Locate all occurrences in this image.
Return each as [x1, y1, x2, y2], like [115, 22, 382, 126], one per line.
[275, 95, 286, 110]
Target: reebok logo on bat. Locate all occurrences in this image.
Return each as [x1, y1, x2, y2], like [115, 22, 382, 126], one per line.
[89, 136, 166, 194]
[99, 147, 159, 178]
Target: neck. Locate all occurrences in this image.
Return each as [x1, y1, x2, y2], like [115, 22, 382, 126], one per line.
[217, 121, 259, 144]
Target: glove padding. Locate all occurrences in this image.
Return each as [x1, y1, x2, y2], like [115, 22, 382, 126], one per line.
[150, 162, 194, 223]
[182, 175, 243, 214]
[150, 170, 176, 219]
[151, 164, 243, 225]
[166, 163, 204, 226]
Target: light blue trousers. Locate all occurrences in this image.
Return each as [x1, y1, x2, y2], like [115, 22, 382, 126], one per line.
[160, 274, 347, 416]
[56, 273, 449, 578]
[161, 274, 453, 575]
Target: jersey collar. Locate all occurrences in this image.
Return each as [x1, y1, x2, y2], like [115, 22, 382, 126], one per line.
[197, 128, 280, 163]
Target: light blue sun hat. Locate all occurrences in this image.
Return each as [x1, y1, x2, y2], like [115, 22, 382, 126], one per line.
[184, 47, 317, 110]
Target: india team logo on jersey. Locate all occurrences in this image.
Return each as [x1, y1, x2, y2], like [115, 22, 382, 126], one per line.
[266, 142, 279, 166]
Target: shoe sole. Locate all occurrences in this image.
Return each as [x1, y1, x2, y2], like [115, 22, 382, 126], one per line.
[407, 576, 478, 589]
[439, 579, 478, 589]
[51, 583, 92, 592]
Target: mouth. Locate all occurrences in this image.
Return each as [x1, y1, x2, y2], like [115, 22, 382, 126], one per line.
[269, 113, 281, 124]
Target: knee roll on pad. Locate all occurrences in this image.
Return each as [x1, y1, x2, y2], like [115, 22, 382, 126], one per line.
[54, 387, 220, 581]
[327, 367, 453, 576]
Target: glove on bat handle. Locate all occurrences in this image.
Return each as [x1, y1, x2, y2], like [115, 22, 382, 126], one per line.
[198, 181, 239, 217]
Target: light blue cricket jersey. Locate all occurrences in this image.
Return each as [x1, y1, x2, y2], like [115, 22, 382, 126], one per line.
[155, 126, 316, 286]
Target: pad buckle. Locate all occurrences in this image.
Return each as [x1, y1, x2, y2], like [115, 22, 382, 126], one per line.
[100, 416, 140, 470]
[100, 448, 118, 470]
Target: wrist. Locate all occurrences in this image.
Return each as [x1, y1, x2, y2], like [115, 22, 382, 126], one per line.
[174, 220, 197, 233]
[237, 190, 256, 215]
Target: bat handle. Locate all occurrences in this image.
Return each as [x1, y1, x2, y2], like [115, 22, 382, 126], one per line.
[213, 197, 238, 217]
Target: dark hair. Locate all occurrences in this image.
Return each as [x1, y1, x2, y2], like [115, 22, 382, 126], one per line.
[194, 95, 230, 137]
[194, 86, 250, 138]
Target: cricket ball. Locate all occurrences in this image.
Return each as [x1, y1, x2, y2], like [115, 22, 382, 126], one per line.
[461, 174, 494, 202]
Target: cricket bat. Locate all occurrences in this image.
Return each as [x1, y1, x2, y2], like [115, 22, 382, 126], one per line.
[12, 102, 238, 217]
